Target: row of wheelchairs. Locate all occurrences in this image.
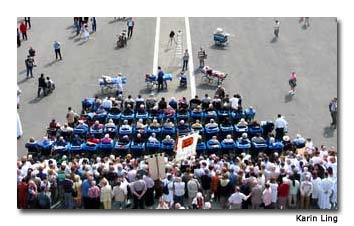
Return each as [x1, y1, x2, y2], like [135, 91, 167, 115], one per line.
[25, 136, 285, 161]
[78, 108, 256, 127]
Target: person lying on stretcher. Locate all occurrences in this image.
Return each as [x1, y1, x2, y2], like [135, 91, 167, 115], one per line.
[145, 73, 157, 82]
[204, 66, 227, 80]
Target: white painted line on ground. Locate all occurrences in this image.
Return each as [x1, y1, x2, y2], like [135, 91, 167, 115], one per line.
[185, 17, 196, 98]
[153, 17, 160, 76]
[151, 17, 161, 95]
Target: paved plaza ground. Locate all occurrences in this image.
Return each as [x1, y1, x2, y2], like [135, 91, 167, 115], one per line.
[17, 17, 337, 158]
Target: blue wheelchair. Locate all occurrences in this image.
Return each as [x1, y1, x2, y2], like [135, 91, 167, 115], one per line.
[206, 139, 221, 155]
[161, 142, 175, 157]
[235, 141, 251, 154]
[107, 113, 121, 124]
[146, 141, 161, 155]
[191, 111, 205, 121]
[113, 141, 131, 157]
[213, 28, 230, 46]
[82, 143, 99, 156]
[196, 142, 206, 157]
[221, 141, 236, 155]
[130, 141, 145, 158]
[205, 126, 220, 140]
[98, 141, 114, 155]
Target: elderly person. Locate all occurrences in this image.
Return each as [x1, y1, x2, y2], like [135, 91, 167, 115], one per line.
[100, 134, 112, 144]
[192, 192, 205, 209]
[173, 177, 185, 207]
[192, 119, 203, 130]
[73, 174, 82, 208]
[238, 133, 250, 144]
[148, 133, 159, 143]
[121, 120, 131, 130]
[100, 178, 112, 209]
[162, 135, 174, 145]
[91, 120, 103, 131]
[150, 119, 161, 129]
[223, 134, 234, 144]
[205, 118, 218, 129]
[237, 118, 248, 127]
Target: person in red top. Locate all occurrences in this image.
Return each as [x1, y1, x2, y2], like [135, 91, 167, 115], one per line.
[18, 179, 28, 209]
[19, 22, 28, 40]
[87, 134, 100, 145]
[278, 177, 290, 209]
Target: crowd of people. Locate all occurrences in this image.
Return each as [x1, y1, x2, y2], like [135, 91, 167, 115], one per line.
[17, 90, 338, 210]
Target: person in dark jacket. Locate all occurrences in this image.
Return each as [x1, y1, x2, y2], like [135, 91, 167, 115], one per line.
[38, 73, 47, 97]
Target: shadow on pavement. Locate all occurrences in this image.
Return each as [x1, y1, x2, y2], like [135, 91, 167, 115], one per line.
[323, 126, 335, 138]
[17, 77, 30, 85]
[78, 41, 88, 46]
[209, 45, 228, 50]
[302, 24, 308, 30]
[68, 34, 77, 40]
[66, 25, 74, 30]
[18, 69, 27, 75]
[197, 83, 217, 90]
[44, 60, 58, 68]
[284, 93, 293, 103]
[28, 96, 44, 104]
[270, 37, 277, 43]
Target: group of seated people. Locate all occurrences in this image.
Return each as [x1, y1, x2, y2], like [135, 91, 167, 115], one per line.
[26, 93, 285, 160]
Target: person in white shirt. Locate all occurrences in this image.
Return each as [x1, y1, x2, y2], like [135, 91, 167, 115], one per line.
[100, 178, 112, 209]
[274, 114, 288, 141]
[229, 94, 239, 110]
[102, 97, 112, 110]
[269, 178, 278, 208]
[300, 175, 313, 209]
[227, 186, 250, 209]
[173, 177, 186, 207]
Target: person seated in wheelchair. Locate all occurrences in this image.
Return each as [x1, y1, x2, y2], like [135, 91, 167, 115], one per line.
[136, 118, 147, 130]
[46, 76, 55, 93]
[100, 134, 113, 144]
[121, 120, 132, 131]
[236, 118, 248, 127]
[162, 135, 174, 145]
[251, 133, 266, 144]
[222, 134, 234, 144]
[105, 119, 116, 131]
[76, 120, 89, 130]
[91, 120, 103, 131]
[145, 73, 157, 82]
[208, 136, 220, 148]
[109, 101, 122, 115]
[164, 105, 176, 118]
[72, 134, 84, 146]
[178, 97, 189, 109]
[205, 104, 217, 117]
[192, 105, 203, 113]
[122, 104, 134, 115]
[214, 28, 228, 41]
[149, 119, 161, 129]
[192, 119, 203, 130]
[149, 105, 160, 118]
[238, 133, 250, 145]
[87, 134, 100, 146]
[220, 117, 232, 127]
[54, 136, 67, 148]
[96, 105, 107, 115]
[148, 133, 159, 143]
[137, 104, 147, 114]
[179, 71, 187, 87]
[119, 135, 130, 145]
[205, 119, 218, 130]
[163, 119, 175, 129]
[177, 120, 189, 131]
[134, 133, 145, 144]
[117, 31, 127, 47]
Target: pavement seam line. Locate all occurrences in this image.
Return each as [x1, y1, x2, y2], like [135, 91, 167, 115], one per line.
[185, 17, 196, 98]
[153, 17, 161, 76]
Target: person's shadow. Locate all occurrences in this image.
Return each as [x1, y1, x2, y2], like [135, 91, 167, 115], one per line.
[284, 93, 293, 103]
[323, 126, 336, 138]
[270, 37, 277, 43]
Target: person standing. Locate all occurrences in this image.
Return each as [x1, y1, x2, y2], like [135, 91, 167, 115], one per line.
[63, 174, 74, 209]
[262, 183, 273, 209]
[53, 41, 62, 61]
[25, 55, 34, 78]
[19, 22, 28, 40]
[157, 66, 164, 92]
[130, 174, 147, 209]
[300, 175, 313, 209]
[228, 186, 251, 209]
[112, 181, 127, 209]
[274, 20, 280, 38]
[143, 173, 155, 208]
[288, 71, 297, 95]
[91, 17, 96, 32]
[24, 17, 31, 29]
[100, 178, 112, 209]
[127, 18, 135, 39]
[198, 47, 207, 68]
[38, 73, 47, 97]
[329, 97, 337, 128]
[182, 49, 189, 71]
[168, 30, 177, 46]
[274, 114, 288, 141]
